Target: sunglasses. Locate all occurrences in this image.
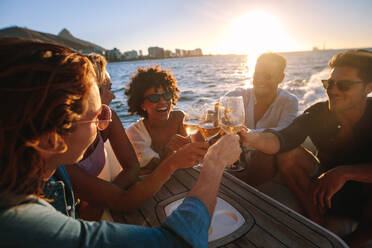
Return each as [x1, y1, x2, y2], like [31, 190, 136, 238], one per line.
[144, 91, 173, 103]
[77, 104, 112, 131]
[321, 79, 364, 92]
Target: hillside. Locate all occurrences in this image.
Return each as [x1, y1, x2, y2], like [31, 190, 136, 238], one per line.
[0, 26, 105, 51]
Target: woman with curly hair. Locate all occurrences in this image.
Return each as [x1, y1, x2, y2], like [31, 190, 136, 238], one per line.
[65, 56, 208, 222]
[126, 66, 194, 174]
[0, 37, 242, 247]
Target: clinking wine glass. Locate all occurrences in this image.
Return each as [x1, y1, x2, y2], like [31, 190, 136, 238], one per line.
[183, 104, 203, 138]
[218, 96, 245, 171]
[184, 116, 200, 137]
[199, 104, 221, 142]
[192, 103, 221, 170]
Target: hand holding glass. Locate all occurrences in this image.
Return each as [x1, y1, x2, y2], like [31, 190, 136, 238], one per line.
[218, 96, 245, 134]
[183, 104, 202, 136]
[199, 104, 220, 141]
[218, 96, 245, 171]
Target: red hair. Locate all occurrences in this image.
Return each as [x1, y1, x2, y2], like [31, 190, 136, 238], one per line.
[0, 38, 95, 204]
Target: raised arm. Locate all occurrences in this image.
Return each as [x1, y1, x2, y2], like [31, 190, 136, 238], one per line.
[104, 110, 140, 188]
[188, 134, 242, 216]
[4, 194, 211, 248]
[239, 129, 281, 155]
[66, 141, 209, 212]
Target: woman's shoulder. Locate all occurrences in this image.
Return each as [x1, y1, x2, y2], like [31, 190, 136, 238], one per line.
[127, 118, 145, 131]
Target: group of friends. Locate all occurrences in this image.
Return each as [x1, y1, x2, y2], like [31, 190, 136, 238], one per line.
[0, 37, 371, 248]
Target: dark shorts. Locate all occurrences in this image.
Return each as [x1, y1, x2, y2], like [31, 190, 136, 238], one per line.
[311, 164, 369, 222]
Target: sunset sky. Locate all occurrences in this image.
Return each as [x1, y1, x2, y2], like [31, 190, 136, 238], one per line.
[1, 0, 371, 55]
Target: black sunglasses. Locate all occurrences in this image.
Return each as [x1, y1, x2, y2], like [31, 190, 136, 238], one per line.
[321, 79, 364, 92]
[145, 91, 173, 103]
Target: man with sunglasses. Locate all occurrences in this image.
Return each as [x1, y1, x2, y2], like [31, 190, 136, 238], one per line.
[227, 52, 298, 185]
[239, 50, 372, 247]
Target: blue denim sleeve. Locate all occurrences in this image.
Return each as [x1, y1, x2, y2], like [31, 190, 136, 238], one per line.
[0, 196, 210, 248]
[161, 197, 211, 247]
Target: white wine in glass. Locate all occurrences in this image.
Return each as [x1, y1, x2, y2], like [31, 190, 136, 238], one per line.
[219, 96, 245, 171]
[199, 105, 220, 141]
[183, 103, 203, 136]
[184, 119, 200, 136]
[199, 122, 220, 140]
[219, 96, 245, 135]
[220, 124, 243, 135]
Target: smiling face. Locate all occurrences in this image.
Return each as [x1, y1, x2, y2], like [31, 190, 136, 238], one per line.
[327, 66, 370, 113]
[253, 59, 284, 97]
[141, 86, 172, 121]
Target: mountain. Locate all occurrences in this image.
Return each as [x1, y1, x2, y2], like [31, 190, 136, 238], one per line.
[0, 26, 105, 52]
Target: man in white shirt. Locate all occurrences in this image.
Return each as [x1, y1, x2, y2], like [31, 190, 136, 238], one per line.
[227, 53, 298, 185]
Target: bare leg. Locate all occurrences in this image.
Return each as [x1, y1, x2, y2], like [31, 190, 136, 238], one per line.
[276, 147, 325, 225]
[229, 150, 277, 187]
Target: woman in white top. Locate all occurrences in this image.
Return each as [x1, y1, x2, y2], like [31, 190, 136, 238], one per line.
[126, 66, 198, 175]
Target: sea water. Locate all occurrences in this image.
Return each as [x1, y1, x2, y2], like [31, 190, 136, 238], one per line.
[106, 49, 371, 127]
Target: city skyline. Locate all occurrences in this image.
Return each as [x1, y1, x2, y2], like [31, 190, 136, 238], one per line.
[1, 0, 371, 55]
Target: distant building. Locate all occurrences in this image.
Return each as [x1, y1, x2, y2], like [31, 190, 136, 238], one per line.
[189, 48, 203, 56]
[164, 50, 172, 57]
[175, 49, 185, 57]
[175, 48, 202, 57]
[148, 46, 164, 58]
[105, 48, 122, 62]
[139, 50, 143, 56]
[80, 48, 105, 55]
[123, 50, 138, 60]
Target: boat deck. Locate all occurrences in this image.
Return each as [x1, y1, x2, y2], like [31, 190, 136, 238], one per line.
[113, 167, 347, 247]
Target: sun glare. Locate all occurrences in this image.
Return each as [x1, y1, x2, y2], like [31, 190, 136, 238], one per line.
[219, 11, 298, 55]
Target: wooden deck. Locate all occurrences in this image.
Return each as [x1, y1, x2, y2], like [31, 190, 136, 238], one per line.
[114, 168, 348, 247]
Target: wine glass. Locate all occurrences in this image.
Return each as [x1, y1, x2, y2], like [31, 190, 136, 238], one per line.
[218, 96, 245, 171]
[199, 103, 221, 142]
[183, 103, 203, 138]
[218, 96, 245, 135]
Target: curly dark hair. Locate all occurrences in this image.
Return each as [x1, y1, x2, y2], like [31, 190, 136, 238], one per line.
[0, 37, 94, 204]
[125, 66, 180, 118]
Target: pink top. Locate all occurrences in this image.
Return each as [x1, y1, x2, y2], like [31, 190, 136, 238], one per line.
[76, 133, 105, 177]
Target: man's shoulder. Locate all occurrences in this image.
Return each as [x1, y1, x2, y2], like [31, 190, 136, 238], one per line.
[365, 97, 372, 118]
[304, 101, 329, 114]
[277, 88, 298, 102]
[367, 97, 372, 107]
[226, 87, 251, 97]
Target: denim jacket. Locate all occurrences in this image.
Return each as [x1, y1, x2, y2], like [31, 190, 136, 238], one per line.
[43, 166, 76, 217]
[0, 166, 211, 248]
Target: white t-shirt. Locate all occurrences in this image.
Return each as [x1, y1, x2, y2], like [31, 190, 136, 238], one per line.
[227, 87, 298, 132]
[126, 119, 160, 168]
